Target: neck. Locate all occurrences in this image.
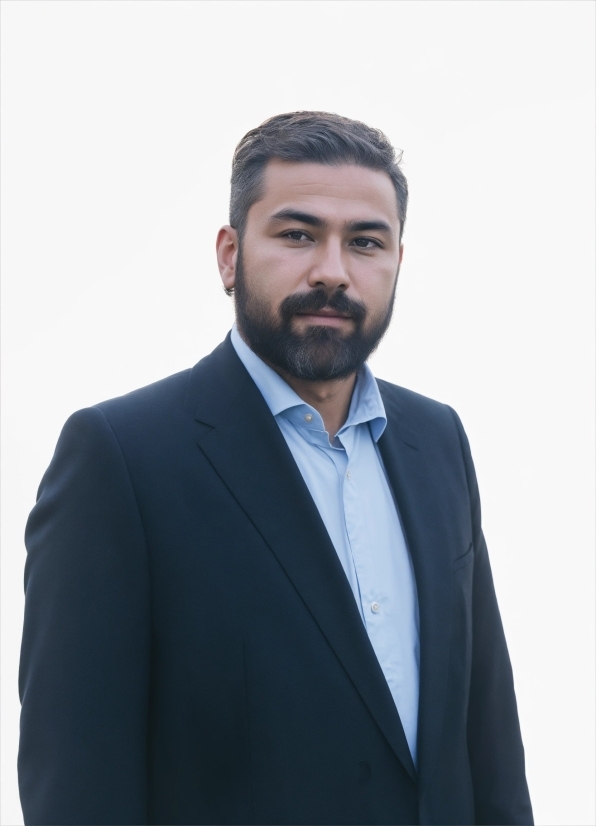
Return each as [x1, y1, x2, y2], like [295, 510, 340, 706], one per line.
[271, 367, 357, 439]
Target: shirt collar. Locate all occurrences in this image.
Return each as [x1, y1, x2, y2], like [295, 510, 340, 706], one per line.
[230, 324, 387, 441]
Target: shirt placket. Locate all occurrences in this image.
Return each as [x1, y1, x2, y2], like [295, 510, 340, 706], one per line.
[338, 429, 384, 631]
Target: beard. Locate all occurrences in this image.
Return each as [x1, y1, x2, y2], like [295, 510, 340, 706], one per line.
[234, 248, 397, 382]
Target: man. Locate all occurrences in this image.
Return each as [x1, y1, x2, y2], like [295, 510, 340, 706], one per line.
[19, 111, 533, 825]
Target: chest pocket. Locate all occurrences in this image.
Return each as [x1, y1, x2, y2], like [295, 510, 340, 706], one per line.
[451, 543, 474, 680]
[452, 542, 473, 571]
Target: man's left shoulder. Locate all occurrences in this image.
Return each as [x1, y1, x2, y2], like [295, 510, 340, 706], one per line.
[375, 376, 462, 435]
[375, 377, 473, 485]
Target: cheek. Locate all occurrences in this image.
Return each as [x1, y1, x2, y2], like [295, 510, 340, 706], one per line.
[356, 270, 397, 313]
[245, 249, 308, 298]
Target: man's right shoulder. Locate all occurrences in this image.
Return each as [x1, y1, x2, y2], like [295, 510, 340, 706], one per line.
[67, 335, 238, 437]
[60, 366, 192, 435]
[55, 335, 240, 465]
[49, 368, 197, 476]
[96, 366, 194, 422]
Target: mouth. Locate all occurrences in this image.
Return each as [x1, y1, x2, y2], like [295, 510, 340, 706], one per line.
[294, 310, 353, 327]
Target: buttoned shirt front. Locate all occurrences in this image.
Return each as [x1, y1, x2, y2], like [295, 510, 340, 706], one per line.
[231, 325, 420, 764]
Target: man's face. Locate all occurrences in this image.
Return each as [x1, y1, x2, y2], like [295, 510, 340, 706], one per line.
[223, 159, 403, 381]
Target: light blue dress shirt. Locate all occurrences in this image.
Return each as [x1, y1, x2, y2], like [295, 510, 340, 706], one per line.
[231, 325, 420, 764]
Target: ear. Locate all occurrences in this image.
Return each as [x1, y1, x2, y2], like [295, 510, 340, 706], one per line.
[216, 225, 239, 292]
[395, 243, 404, 282]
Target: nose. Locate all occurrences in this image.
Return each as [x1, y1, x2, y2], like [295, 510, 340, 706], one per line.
[306, 239, 350, 292]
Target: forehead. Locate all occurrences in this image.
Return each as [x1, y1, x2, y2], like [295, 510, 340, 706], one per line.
[253, 159, 400, 225]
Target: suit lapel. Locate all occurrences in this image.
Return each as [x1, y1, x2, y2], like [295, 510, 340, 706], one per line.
[188, 337, 416, 781]
[377, 387, 454, 794]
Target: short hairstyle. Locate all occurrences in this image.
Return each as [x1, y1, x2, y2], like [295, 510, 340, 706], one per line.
[229, 111, 408, 241]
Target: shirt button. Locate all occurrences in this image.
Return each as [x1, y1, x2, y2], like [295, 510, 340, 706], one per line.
[346, 470, 351, 479]
[371, 602, 380, 614]
[304, 413, 313, 423]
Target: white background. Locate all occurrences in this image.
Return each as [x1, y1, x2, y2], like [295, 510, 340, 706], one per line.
[1, 2, 594, 824]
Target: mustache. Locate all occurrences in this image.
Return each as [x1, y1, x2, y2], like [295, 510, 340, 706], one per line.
[279, 289, 367, 325]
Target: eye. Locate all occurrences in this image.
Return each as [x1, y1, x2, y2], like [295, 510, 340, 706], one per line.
[351, 237, 381, 249]
[283, 230, 312, 242]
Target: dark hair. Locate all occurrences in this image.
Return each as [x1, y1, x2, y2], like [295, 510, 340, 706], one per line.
[229, 111, 408, 242]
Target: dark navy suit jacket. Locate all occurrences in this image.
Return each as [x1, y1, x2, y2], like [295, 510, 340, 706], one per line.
[19, 335, 533, 825]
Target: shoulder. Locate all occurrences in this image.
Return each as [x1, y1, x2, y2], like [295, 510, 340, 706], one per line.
[52, 368, 195, 472]
[55, 335, 240, 463]
[94, 368, 193, 427]
[376, 377, 462, 433]
[375, 377, 474, 486]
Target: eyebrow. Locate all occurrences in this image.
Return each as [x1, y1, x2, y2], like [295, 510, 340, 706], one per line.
[269, 209, 326, 227]
[269, 209, 393, 235]
[346, 220, 392, 234]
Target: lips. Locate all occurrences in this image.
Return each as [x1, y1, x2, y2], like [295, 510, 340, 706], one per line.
[294, 311, 353, 328]
[295, 310, 352, 319]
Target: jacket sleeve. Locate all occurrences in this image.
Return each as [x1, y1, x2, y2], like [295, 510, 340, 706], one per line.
[19, 407, 151, 825]
[450, 408, 533, 825]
